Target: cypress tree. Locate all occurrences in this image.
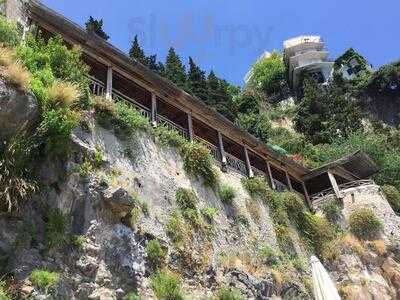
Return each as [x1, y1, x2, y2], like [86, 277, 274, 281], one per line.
[85, 16, 109, 40]
[129, 35, 146, 64]
[164, 47, 187, 90]
[206, 71, 220, 106]
[188, 57, 208, 102]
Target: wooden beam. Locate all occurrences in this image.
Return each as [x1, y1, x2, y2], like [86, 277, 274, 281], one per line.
[106, 66, 113, 100]
[151, 93, 157, 127]
[218, 132, 227, 171]
[328, 171, 342, 199]
[187, 113, 194, 141]
[244, 147, 254, 178]
[302, 182, 312, 208]
[285, 171, 293, 191]
[266, 161, 276, 190]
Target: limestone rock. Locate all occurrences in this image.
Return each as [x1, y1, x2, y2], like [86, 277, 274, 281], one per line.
[0, 79, 38, 141]
[102, 187, 135, 218]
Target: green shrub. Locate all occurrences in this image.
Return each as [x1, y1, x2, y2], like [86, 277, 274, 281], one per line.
[180, 142, 218, 187]
[321, 200, 341, 222]
[92, 95, 117, 127]
[78, 160, 93, 178]
[150, 270, 183, 300]
[241, 176, 272, 200]
[257, 244, 280, 266]
[0, 281, 11, 300]
[124, 293, 140, 300]
[45, 208, 70, 250]
[114, 102, 151, 134]
[216, 287, 245, 300]
[0, 134, 37, 213]
[218, 184, 236, 204]
[93, 145, 104, 168]
[175, 188, 197, 210]
[154, 126, 186, 148]
[165, 211, 186, 246]
[70, 235, 85, 249]
[0, 16, 21, 47]
[201, 207, 218, 222]
[349, 208, 383, 240]
[37, 108, 80, 154]
[130, 207, 142, 227]
[382, 185, 400, 215]
[29, 269, 60, 291]
[145, 240, 166, 269]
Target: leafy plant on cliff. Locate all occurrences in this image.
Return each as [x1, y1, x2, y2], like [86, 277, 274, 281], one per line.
[0, 135, 37, 213]
[145, 240, 166, 269]
[45, 208, 70, 250]
[0, 15, 21, 47]
[29, 269, 60, 292]
[150, 270, 184, 300]
[382, 185, 400, 215]
[349, 208, 383, 240]
[218, 184, 236, 204]
[216, 287, 245, 300]
[175, 188, 197, 210]
[180, 142, 218, 188]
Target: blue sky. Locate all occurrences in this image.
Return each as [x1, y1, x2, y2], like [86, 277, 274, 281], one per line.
[42, 0, 399, 86]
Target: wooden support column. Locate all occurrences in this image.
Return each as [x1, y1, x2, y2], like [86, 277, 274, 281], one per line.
[151, 93, 157, 127]
[302, 181, 312, 209]
[285, 171, 293, 191]
[244, 147, 254, 178]
[218, 132, 227, 172]
[266, 162, 276, 190]
[106, 66, 113, 100]
[187, 113, 194, 141]
[328, 171, 342, 199]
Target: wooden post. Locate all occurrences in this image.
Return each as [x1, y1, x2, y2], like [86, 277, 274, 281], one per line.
[218, 132, 227, 171]
[266, 162, 276, 190]
[285, 171, 293, 191]
[328, 171, 342, 199]
[151, 93, 157, 127]
[187, 113, 194, 141]
[244, 147, 254, 178]
[302, 181, 312, 208]
[106, 66, 113, 100]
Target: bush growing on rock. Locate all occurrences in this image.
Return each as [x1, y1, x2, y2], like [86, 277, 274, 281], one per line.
[201, 206, 218, 222]
[216, 287, 245, 300]
[180, 142, 218, 187]
[45, 208, 70, 250]
[321, 200, 341, 222]
[47, 81, 81, 109]
[165, 211, 186, 246]
[175, 188, 197, 210]
[0, 61, 31, 90]
[241, 176, 272, 200]
[0, 281, 11, 300]
[0, 16, 21, 47]
[124, 293, 140, 300]
[218, 184, 236, 204]
[382, 185, 400, 215]
[150, 270, 184, 300]
[145, 240, 166, 269]
[154, 125, 186, 148]
[349, 208, 383, 240]
[29, 269, 60, 292]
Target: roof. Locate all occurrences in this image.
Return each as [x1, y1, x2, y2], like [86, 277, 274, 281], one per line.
[25, 0, 310, 178]
[303, 151, 379, 181]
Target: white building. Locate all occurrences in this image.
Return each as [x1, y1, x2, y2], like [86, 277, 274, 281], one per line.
[283, 35, 333, 89]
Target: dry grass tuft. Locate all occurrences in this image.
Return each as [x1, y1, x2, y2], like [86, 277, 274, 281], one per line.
[0, 47, 15, 67]
[342, 234, 367, 257]
[367, 239, 387, 255]
[246, 199, 261, 223]
[0, 61, 31, 90]
[322, 234, 368, 262]
[47, 81, 81, 108]
[271, 269, 283, 287]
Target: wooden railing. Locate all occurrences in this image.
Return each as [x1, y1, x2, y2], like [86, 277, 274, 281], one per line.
[156, 114, 189, 140]
[226, 153, 247, 176]
[310, 179, 376, 204]
[112, 89, 151, 120]
[88, 75, 105, 96]
[252, 166, 266, 178]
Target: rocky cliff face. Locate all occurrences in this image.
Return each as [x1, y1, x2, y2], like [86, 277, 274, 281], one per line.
[1, 81, 400, 299]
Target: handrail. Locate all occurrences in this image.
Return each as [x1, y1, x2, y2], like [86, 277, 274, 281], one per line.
[225, 152, 247, 176]
[310, 179, 376, 203]
[156, 114, 189, 139]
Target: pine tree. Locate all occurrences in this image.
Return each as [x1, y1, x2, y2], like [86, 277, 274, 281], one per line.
[187, 57, 208, 102]
[129, 35, 146, 64]
[85, 16, 109, 40]
[206, 71, 220, 106]
[164, 47, 187, 90]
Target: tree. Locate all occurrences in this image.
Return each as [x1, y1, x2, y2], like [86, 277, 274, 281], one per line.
[128, 35, 146, 64]
[164, 47, 187, 90]
[294, 78, 363, 144]
[206, 71, 220, 106]
[247, 51, 287, 97]
[187, 57, 208, 102]
[85, 16, 109, 40]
